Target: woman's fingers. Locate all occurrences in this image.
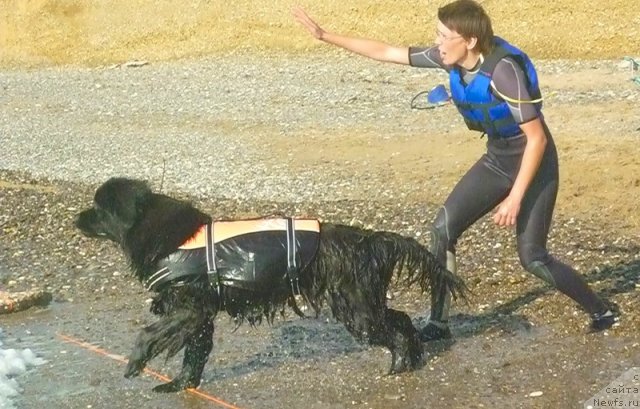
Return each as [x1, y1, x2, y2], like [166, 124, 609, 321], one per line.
[493, 208, 516, 226]
[292, 7, 312, 28]
[292, 6, 323, 39]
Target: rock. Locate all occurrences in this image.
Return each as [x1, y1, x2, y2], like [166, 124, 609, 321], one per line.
[0, 290, 52, 315]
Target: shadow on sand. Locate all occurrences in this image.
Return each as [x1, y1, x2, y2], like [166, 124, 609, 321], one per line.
[448, 258, 640, 339]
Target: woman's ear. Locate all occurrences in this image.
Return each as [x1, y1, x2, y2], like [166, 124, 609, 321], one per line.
[466, 36, 478, 51]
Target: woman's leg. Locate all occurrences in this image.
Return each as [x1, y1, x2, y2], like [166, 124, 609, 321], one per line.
[515, 140, 614, 330]
[421, 152, 514, 341]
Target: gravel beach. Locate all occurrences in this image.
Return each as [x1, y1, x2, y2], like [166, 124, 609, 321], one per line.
[1, 54, 638, 201]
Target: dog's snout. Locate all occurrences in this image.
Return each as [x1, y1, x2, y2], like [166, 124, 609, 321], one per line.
[74, 208, 101, 237]
[75, 209, 91, 228]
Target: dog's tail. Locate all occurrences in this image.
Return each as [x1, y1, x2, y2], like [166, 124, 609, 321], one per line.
[367, 230, 468, 301]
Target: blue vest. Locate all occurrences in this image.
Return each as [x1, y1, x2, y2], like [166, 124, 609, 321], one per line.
[449, 37, 542, 139]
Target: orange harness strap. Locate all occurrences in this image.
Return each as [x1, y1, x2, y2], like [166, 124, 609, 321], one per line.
[180, 218, 320, 250]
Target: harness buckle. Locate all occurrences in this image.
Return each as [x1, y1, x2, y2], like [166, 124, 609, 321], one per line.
[288, 268, 302, 296]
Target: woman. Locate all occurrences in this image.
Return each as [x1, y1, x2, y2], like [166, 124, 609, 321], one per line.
[293, 0, 616, 340]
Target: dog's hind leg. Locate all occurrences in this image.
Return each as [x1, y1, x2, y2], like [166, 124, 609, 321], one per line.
[328, 291, 423, 374]
[384, 308, 423, 374]
[152, 318, 214, 393]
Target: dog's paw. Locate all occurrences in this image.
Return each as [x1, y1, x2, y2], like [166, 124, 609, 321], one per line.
[388, 348, 424, 375]
[388, 355, 410, 375]
[124, 359, 145, 379]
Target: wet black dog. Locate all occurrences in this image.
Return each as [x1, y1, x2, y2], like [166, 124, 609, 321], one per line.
[75, 177, 466, 392]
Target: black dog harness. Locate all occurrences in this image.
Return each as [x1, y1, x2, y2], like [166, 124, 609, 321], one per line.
[146, 218, 320, 298]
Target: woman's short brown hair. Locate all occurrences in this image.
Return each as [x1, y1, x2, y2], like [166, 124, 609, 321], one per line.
[438, 0, 494, 54]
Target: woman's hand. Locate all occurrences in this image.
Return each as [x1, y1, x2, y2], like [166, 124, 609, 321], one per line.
[493, 194, 521, 227]
[293, 6, 325, 40]
[494, 118, 547, 228]
[292, 6, 410, 64]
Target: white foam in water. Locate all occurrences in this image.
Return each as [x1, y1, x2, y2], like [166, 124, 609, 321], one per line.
[0, 327, 46, 409]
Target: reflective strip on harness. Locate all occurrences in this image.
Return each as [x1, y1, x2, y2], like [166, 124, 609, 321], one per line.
[286, 218, 301, 295]
[145, 267, 170, 292]
[205, 222, 220, 297]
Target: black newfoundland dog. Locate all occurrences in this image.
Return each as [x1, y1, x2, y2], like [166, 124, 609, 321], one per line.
[75, 177, 466, 392]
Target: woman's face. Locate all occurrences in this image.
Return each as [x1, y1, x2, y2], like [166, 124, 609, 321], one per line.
[435, 21, 471, 66]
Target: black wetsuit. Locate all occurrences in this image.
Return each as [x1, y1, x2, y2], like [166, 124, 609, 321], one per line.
[409, 46, 606, 324]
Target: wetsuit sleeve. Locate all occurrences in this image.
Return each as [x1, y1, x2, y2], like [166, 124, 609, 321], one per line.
[408, 46, 448, 70]
[491, 57, 540, 124]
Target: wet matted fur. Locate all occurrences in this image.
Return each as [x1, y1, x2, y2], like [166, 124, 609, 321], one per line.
[75, 177, 466, 392]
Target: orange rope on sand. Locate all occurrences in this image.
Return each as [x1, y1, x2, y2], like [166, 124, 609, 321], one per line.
[56, 333, 244, 409]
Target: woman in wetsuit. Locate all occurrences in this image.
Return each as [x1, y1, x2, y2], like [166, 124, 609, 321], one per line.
[293, 0, 616, 339]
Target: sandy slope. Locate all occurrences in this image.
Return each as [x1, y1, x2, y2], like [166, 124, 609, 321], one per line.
[1, 0, 639, 68]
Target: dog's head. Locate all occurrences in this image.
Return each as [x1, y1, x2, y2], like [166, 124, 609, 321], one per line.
[76, 177, 212, 277]
[75, 178, 152, 244]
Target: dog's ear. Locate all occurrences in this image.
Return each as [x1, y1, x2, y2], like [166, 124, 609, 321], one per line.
[95, 178, 153, 228]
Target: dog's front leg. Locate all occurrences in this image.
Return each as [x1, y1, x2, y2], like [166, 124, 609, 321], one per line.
[152, 318, 214, 393]
[124, 310, 195, 380]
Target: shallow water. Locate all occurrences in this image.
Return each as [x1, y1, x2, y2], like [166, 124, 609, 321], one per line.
[4, 298, 637, 409]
